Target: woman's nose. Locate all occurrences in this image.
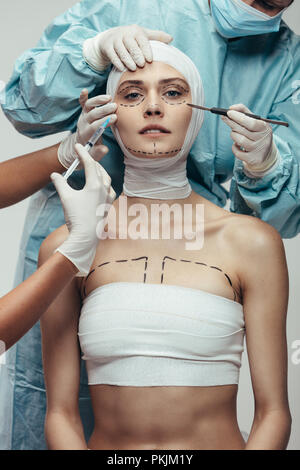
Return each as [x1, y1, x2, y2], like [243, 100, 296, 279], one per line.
[143, 102, 164, 118]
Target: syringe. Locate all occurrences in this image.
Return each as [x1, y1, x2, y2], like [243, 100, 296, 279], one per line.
[64, 117, 111, 180]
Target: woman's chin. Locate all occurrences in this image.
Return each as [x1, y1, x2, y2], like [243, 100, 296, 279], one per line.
[125, 144, 181, 159]
[132, 152, 179, 159]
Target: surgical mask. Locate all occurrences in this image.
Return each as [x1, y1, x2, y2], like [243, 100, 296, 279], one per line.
[210, 0, 287, 39]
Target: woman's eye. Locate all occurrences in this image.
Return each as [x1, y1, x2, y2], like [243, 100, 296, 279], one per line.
[164, 89, 182, 98]
[124, 92, 142, 100]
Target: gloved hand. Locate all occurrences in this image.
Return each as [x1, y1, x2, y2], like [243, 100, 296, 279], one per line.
[221, 103, 279, 177]
[83, 24, 173, 72]
[58, 90, 117, 170]
[51, 143, 116, 276]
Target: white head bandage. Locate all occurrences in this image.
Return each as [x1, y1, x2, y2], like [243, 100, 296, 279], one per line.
[106, 40, 204, 200]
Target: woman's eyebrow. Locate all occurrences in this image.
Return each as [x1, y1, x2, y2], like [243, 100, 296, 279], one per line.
[159, 78, 189, 88]
[117, 80, 144, 90]
[117, 78, 189, 90]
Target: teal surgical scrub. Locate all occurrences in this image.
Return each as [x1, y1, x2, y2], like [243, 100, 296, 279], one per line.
[1, 0, 299, 449]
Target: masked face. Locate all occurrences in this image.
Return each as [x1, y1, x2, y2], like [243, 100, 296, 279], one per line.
[114, 61, 192, 159]
[243, 1, 293, 17]
[210, 0, 290, 38]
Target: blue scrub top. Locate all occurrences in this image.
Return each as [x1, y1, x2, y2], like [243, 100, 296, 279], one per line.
[2, 0, 300, 237]
[0, 0, 300, 450]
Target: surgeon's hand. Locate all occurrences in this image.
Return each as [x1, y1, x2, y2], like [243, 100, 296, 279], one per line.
[222, 103, 278, 176]
[83, 24, 173, 72]
[51, 144, 116, 276]
[57, 90, 117, 170]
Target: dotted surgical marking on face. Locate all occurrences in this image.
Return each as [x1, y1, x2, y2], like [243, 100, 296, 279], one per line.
[119, 97, 145, 107]
[81, 255, 241, 304]
[117, 85, 144, 95]
[125, 144, 182, 156]
[161, 83, 189, 105]
[161, 97, 187, 106]
[118, 86, 145, 107]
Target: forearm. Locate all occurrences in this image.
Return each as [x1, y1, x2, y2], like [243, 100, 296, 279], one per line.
[230, 132, 300, 238]
[2, 24, 106, 137]
[45, 411, 88, 450]
[245, 410, 292, 450]
[0, 252, 78, 350]
[0, 143, 65, 208]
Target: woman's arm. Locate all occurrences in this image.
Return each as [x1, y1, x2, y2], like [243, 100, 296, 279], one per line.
[0, 143, 65, 208]
[39, 229, 87, 450]
[0, 89, 113, 210]
[0, 144, 115, 351]
[0, 228, 78, 350]
[233, 218, 291, 450]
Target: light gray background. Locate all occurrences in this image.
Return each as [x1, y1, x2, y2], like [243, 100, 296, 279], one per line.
[0, 0, 299, 450]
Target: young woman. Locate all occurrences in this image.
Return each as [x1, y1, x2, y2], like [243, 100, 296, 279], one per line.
[39, 41, 291, 450]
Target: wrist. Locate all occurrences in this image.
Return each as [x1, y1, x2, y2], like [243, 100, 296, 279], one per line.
[83, 32, 108, 72]
[43, 142, 67, 174]
[53, 251, 80, 276]
[243, 140, 279, 177]
[54, 235, 98, 277]
[57, 133, 78, 170]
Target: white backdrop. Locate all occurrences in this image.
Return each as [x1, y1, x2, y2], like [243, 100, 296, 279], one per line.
[0, 0, 299, 450]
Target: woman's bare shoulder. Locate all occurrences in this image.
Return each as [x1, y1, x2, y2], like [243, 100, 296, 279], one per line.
[192, 192, 284, 253]
[221, 211, 285, 262]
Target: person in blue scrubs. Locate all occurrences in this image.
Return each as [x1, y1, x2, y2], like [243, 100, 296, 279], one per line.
[1, 0, 299, 449]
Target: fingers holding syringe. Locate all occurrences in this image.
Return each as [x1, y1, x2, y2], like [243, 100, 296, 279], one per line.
[87, 108, 117, 160]
[82, 93, 117, 130]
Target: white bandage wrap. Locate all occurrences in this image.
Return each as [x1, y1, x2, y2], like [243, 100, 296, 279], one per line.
[106, 40, 205, 200]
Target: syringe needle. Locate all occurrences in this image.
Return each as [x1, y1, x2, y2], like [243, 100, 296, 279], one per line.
[64, 117, 111, 180]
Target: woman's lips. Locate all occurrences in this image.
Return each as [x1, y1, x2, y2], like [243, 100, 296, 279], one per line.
[140, 131, 170, 138]
[139, 124, 171, 134]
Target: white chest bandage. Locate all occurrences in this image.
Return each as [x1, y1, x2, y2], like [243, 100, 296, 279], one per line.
[106, 40, 204, 200]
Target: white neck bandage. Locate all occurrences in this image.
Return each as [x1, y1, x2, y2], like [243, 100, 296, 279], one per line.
[106, 40, 204, 200]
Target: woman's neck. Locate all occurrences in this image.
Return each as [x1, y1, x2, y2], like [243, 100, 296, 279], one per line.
[119, 190, 205, 208]
[122, 151, 193, 200]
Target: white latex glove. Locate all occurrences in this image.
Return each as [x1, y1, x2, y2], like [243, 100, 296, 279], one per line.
[51, 143, 116, 276]
[58, 89, 117, 170]
[222, 103, 279, 177]
[83, 24, 173, 72]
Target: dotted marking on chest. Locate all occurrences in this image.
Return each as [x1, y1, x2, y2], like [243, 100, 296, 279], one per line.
[82, 257, 148, 298]
[81, 256, 239, 302]
[160, 256, 238, 302]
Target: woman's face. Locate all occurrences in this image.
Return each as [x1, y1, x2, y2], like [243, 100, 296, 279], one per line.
[114, 61, 192, 159]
